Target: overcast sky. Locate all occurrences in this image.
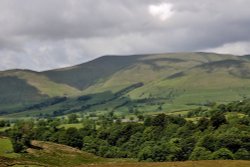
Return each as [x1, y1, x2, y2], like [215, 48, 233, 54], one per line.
[1, 0, 250, 71]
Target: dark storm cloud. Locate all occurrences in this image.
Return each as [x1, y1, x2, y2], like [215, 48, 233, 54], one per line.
[0, 0, 250, 71]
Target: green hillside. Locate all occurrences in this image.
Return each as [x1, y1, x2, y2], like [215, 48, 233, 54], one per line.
[43, 55, 141, 90]
[2, 52, 250, 117]
[0, 70, 81, 97]
[0, 139, 108, 167]
[0, 76, 47, 112]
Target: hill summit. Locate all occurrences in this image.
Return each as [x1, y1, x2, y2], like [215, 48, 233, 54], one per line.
[1, 52, 250, 117]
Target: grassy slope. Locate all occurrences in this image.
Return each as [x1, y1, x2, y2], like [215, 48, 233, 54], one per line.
[0, 76, 46, 110]
[0, 70, 82, 113]
[0, 70, 81, 97]
[80, 53, 250, 112]
[81, 53, 243, 97]
[82, 53, 206, 93]
[43, 55, 141, 90]
[124, 54, 250, 106]
[22, 140, 106, 166]
[0, 137, 20, 158]
[3, 52, 250, 116]
[0, 139, 108, 167]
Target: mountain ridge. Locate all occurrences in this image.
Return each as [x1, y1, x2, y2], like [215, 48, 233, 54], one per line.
[1, 52, 250, 117]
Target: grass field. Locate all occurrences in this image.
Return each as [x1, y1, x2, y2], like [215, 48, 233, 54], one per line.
[0, 137, 20, 158]
[78, 160, 250, 167]
[0, 127, 11, 132]
[0, 139, 108, 167]
[11, 165, 42, 167]
[21, 140, 106, 166]
[1, 70, 82, 97]
[58, 123, 84, 129]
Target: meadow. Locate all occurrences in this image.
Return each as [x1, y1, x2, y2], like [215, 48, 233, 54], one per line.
[0, 137, 20, 158]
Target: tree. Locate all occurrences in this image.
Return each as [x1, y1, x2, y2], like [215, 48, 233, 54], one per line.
[211, 148, 234, 160]
[189, 147, 212, 160]
[144, 117, 152, 126]
[200, 135, 218, 151]
[137, 115, 144, 121]
[165, 138, 182, 161]
[216, 134, 242, 153]
[138, 146, 153, 161]
[157, 105, 162, 111]
[9, 121, 33, 153]
[59, 128, 83, 149]
[151, 145, 168, 162]
[179, 137, 196, 160]
[83, 136, 108, 155]
[68, 114, 79, 124]
[234, 148, 250, 160]
[121, 132, 143, 157]
[0, 120, 6, 127]
[152, 114, 166, 127]
[197, 117, 210, 131]
[10, 131, 31, 153]
[238, 117, 250, 126]
[210, 113, 227, 129]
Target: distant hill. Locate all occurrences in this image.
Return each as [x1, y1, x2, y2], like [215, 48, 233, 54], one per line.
[2, 52, 250, 117]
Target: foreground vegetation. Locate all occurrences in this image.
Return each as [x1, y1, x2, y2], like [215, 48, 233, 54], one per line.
[0, 99, 249, 164]
[0, 139, 249, 167]
[0, 138, 250, 167]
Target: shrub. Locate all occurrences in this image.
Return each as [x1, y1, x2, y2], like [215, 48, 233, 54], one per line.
[211, 148, 234, 160]
[189, 147, 212, 160]
[234, 148, 250, 160]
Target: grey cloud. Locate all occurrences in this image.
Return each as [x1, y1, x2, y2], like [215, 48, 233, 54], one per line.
[0, 0, 250, 71]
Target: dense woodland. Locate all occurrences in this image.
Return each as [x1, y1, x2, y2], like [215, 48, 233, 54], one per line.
[2, 99, 250, 162]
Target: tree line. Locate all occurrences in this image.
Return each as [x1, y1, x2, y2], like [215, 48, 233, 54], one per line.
[4, 99, 250, 161]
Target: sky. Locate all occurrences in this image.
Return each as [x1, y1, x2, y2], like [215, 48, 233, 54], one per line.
[0, 0, 250, 71]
